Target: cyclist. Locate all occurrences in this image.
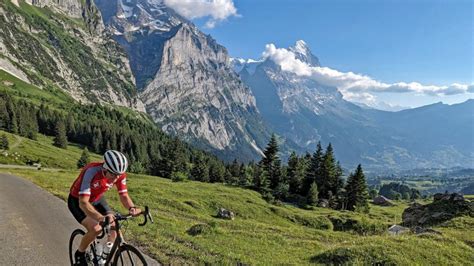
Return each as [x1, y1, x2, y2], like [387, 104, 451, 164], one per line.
[68, 150, 141, 265]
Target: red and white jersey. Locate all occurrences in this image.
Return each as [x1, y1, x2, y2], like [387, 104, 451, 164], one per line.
[70, 162, 128, 202]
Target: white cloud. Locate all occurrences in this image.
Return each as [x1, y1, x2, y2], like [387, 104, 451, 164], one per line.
[163, 0, 239, 28]
[261, 43, 473, 102]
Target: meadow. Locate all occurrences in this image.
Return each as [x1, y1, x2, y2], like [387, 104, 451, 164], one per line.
[0, 132, 472, 264]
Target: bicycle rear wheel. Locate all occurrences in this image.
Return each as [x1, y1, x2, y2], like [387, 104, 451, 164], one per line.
[69, 229, 96, 265]
[69, 229, 85, 265]
[112, 244, 147, 266]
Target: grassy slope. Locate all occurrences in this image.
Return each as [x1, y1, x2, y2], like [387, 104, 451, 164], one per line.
[0, 130, 102, 168]
[1, 149, 472, 265]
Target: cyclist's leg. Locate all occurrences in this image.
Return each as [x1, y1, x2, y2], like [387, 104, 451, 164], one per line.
[79, 216, 102, 251]
[68, 195, 100, 252]
[93, 196, 117, 243]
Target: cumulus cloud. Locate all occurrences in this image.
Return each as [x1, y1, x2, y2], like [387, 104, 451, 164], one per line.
[261, 43, 473, 102]
[163, 0, 239, 28]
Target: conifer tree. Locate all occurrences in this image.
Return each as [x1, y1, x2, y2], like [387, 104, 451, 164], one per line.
[345, 164, 369, 212]
[320, 143, 337, 199]
[77, 147, 90, 168]
[53, 120, 68, 149]
[0, 134, 9, 150]
[259, 134, 282, 190]
[92, 127, 102, 152]
[307, 182, 319, 206]
[191, 155, 209, 182]
[288, 151, 305, 195]
[209, 160, 225, 183]
[302, 142, 323, 196]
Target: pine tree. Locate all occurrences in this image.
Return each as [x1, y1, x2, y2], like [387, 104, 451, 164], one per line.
[209, 160, 225, 183]
[287, 152, 305, 195]
[344, 164, 369, 212]
[0, 134, 9, 150]
[77, 147, 90, 168]
[307, 182, 319, 206]
[302, 142, 323, 196]
[259, 134, 282, 190]
[191, 155, 209, 182]
[320, 143, 337, 199]
[53, 120, 68, 149]
[92, 127, 102, 152]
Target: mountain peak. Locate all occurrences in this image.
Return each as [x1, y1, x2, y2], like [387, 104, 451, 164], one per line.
[288, 40, 320, 67]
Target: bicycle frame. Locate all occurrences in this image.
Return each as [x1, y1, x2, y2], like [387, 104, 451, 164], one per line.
[89, 206, 153, 265]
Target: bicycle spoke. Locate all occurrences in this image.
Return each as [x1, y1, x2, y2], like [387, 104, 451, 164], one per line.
[126, 249, 136, 266]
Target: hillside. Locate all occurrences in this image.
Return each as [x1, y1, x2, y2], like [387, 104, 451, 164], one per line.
[0, 130, 473, 264]
[3, 164, 473, 264]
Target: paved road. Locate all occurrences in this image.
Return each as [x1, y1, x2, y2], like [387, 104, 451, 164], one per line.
[0, 173, 159, 265]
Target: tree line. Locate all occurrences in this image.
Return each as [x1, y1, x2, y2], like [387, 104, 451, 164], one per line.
[1, 91, 369, 211]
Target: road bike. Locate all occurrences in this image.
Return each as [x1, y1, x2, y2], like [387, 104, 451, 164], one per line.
[69, 206, 154, 265]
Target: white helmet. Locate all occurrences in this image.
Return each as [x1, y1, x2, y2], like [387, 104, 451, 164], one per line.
[103, 150, 128, 175]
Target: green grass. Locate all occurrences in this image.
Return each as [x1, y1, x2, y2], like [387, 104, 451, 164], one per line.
[0, 69, 73, 107]
[2, 166, 472, 265]
[0, 130, 101, 168]
[0, 130, 472, 264]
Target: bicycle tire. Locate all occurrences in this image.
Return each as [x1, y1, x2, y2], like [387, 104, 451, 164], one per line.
[69, 229, 85, 265]
[112, 244, 147, 266]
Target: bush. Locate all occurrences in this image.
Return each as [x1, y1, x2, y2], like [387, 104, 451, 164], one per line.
[311, 245, 398, 265]
[171, 171, 188, 182]
[187, 223, 214, 236]
[293, 214, 333, 230]
[329, 216, 385, 235]
[0, 134, 9, 150]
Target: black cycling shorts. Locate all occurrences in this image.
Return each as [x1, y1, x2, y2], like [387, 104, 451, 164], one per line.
[67, 194, 113, 224]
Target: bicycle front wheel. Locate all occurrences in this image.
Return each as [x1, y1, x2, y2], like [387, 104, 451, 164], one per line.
[112, 244, 147, 266]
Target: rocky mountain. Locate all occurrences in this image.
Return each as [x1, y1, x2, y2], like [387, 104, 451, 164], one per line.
[0, 0, 144, 110]
[95, 0, 270, 161]
[234, 41, 474, 170]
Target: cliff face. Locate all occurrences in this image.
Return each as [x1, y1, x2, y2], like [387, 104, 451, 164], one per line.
[95, 0, 269, 161]
[141, 24, 262, 152]
[0, 0, 145, 111]
[24, 0, 83, 18]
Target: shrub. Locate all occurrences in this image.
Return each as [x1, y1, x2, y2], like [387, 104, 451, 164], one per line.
[329, 216, 385, 235]
[171, 171, 188, 182]
[187, 223, 213, 236]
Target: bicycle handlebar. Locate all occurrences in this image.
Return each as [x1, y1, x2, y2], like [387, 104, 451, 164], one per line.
[98, 206, 153, 237]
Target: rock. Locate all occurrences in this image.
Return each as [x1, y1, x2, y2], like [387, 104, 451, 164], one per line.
[317, 199, 329, 208]
[217, 208, 235, 220]
[412, 226, 442, 235]
[373, 195, 393, 206]
[433, 193, 451, 202]
[402, 193, 474, 227]
[450, 193, 464, 201]
[388, 224, 410, 235]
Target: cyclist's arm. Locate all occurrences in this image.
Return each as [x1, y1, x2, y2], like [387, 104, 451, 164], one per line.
[79, 195, 104, 222]
[119, 193, 141, 216]
[119, 193, 134, 210]
[77, 166, 104, 221]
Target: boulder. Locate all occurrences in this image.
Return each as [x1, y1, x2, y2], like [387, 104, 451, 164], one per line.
[388, 224, 410, 235]
[402, 193, 474, 227]
[217, 208, 235, 220]
[372, 195, 393, 206]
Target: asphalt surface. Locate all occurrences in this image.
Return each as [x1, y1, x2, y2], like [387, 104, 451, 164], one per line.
[0, 173, 159, 265]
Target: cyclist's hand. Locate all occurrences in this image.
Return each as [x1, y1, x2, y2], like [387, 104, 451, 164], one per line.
[98, 215, 107, 225]
[106, 213, 114, 223]
[129, 207, 141, 217]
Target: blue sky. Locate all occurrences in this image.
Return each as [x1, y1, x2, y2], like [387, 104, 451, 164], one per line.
[166, 0, 473, 109]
